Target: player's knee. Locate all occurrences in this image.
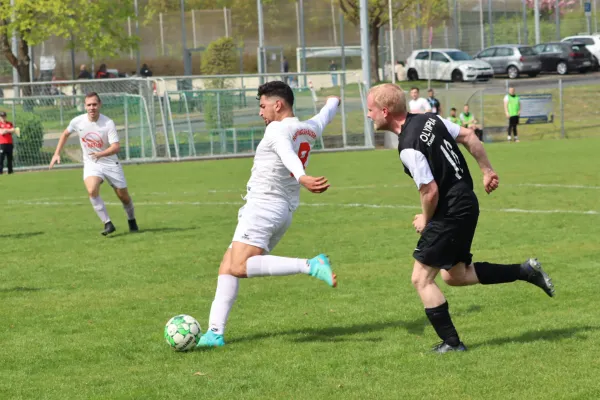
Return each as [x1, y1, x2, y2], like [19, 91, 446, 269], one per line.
[442, 274, 462, 286]
[411, 274, 430, 291]
[87, 189, 99, 198]
[228, 263, 246, 278]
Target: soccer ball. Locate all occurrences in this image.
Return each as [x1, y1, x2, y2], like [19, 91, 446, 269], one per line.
[164, 314, 202, 352]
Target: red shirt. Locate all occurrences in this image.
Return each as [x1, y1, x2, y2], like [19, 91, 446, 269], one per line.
[0, 121, 13, 145]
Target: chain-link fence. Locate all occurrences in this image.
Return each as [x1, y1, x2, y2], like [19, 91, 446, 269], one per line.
[0, 71, 372, 170]
[6, 1, 600, 80]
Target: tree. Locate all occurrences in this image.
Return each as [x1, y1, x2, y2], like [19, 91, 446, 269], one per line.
[338, 0, 449, 84]
[526, 0, 576, 17]
[0, 0, 137, 94]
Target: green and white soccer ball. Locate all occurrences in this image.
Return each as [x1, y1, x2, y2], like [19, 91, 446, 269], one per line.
[164, 314, 202, 352]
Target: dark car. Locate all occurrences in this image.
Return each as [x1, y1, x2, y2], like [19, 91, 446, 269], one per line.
[532, 42, 594, 75]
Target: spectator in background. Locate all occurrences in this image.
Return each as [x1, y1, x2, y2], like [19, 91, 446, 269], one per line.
[140, 63, 153, 78]
[395, 61, 406, 81]
[408, 87, 431, 114]
[78, 64, 92, 80]
[459, 104, 483, 141]
[0, 111, 15, 174]
[427, 88, 441, 115]
[281, 57, 290, 84]
[448, 107, 460, 125]
[329, 59, 338, 86]
[504, 86, 521, 142]
[95, 64, 109, 79]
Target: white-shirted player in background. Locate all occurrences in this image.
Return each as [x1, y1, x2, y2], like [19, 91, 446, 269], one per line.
[49, 92, 138, 236]
[197, 81, 340, 348]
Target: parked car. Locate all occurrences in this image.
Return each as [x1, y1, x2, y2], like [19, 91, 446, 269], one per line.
[532, 42, 594, 74]
[561, 34, 600, 70]
[474, 45, 541, 79]
[405, 48, 494, 82]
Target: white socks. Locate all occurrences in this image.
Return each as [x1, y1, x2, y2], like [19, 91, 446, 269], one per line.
[208, 275, 239, 335]
[123, 201, 135, 220]
[207, 257, 311, 335]
[89, 196, 110, 223]
[246, 255, 310, 277]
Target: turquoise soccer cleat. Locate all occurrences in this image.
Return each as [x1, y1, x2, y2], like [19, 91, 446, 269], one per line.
[196, 330, 225, 349]
[308, 254, 337, 288]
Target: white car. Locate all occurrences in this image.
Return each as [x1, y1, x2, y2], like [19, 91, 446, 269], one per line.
[561, 35, 600, 70]
[406, 49, 494, 82]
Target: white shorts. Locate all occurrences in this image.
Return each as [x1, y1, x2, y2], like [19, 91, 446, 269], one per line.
[231, 200, 293, 253]
[83, 162, 127, 189]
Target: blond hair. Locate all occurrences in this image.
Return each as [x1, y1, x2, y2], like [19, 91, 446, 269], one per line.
[368, 83, 407, 114]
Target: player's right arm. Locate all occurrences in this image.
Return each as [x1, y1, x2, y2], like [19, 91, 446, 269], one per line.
[307, 96, 340, 135]
[50, 122, 75, 169]
[269, 125, 330, 193]
[503, 95, 510, 118]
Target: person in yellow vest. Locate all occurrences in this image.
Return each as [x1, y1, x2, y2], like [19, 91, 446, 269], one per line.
[448, 107, 460, 125]
[459, 104, 483, 141]
[503, 86, 521, 142]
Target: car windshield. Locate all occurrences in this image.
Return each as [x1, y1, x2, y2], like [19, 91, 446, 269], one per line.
[446, 51, 473, 61]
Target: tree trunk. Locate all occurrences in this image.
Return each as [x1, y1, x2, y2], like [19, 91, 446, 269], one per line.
[369, 25, 380, 84]
[0, 24, 32, 97]
[17, 38, 32, 96]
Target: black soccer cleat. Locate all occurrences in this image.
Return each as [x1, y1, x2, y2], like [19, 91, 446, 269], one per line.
[521, 258, 555, 297]
[102, 221, 116, 236]
[432, 341, 467, 354]
[128, 218, 139, 232]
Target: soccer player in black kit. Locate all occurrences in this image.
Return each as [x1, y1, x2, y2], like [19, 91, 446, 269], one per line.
[366, 84, 555, 353]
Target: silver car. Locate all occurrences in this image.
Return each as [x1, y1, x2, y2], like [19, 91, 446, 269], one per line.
[475, 45, 542, 79]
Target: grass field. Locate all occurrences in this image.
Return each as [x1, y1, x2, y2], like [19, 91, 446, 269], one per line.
[1, 138, 599, 399]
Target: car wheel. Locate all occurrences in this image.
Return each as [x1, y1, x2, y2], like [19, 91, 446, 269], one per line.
[507, 65, 519, 79]
[407, 69, 419, 81]
[557, 61, 568, 75]
[451, 70, 463, 82]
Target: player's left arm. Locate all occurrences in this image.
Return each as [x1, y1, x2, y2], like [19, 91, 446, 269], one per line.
[455, 127, 498, 194]
[438, 115, 498, 194]
[307, 96, 340, 135]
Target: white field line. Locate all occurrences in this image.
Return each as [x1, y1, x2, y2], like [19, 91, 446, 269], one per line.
[6, 200, 598, 216]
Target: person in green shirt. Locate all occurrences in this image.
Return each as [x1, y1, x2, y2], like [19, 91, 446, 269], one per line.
[503, 86, 521, 142]
[459, 104, 483, 141]
[448, 108, 460, 124]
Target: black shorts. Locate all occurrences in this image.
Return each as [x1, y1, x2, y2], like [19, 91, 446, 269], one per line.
[509, 116, 519, 126]
[413, 186, 479, 269]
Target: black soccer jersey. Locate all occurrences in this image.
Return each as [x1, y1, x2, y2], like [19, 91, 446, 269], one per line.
[398, 113, 474, 202]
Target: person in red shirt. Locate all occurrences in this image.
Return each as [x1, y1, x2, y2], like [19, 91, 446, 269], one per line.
[0, 111, 15, 174]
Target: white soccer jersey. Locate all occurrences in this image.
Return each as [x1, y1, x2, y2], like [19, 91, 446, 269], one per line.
[409, 97, 432, 114]
[245, 98, 339, 211]
[67, 114, 120, 167]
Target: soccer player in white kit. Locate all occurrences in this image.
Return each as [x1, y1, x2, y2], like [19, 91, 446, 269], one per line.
[49, 92, 138, 236]
[197, 81, 340, 348]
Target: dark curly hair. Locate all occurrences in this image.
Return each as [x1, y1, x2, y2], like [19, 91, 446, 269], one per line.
[256, 81, 294, 107]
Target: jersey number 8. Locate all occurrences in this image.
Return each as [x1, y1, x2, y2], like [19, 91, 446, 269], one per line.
[291, 142, 311, 177]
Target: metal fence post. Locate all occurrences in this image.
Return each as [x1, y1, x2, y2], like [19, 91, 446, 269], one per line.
[139, 95, 145, 158]
[217, 91, 221, 130]
[340, 71, 347, 147]
[124, 96, 130, 160]
[59, 95, 64, 126]
[559, 79, 565, 138]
